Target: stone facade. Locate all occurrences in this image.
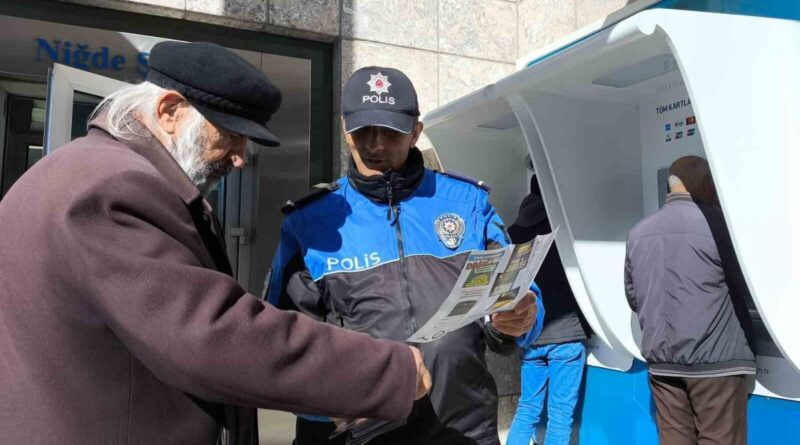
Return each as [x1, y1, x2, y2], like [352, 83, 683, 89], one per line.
[53, 0, 635, 173]
[51, 0, 635, 440]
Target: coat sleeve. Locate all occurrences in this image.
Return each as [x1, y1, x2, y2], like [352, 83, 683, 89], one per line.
[266, 218, 329, 323]
[63, 170, 416, 420]
[624, 239, 637, 313]
[479, 192, 545, 352]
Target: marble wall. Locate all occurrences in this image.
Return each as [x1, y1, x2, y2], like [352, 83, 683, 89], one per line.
[55, 0, 635, 172]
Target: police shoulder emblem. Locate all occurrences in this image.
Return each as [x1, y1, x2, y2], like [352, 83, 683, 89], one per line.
[434, 213, 465, 249]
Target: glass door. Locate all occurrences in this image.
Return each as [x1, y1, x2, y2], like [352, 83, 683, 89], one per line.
[44, 63, 128, 154]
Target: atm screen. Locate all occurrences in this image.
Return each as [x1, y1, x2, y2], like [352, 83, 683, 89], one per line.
[657, 168, 669, 208]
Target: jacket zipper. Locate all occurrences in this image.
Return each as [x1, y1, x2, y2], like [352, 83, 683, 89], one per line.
[387, 185, 417, 333]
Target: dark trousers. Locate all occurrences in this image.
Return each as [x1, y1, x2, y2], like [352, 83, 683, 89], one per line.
[293, 397, 479, 445]
[648, 374, 748, 445]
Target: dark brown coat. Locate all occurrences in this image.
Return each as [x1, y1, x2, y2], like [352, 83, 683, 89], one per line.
[0, 120, 415, 444]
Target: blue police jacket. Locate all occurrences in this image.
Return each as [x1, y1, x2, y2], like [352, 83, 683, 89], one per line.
[266, 149, 543, 444]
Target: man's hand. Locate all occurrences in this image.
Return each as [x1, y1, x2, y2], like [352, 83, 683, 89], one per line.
[408, 346, 432, 400]
[491, 292, 538, 337]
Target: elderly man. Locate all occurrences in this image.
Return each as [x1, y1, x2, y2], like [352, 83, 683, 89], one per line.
[625, 156, 754, 445]
[267, 66, 544, 444]
[0, 42, 429, 444]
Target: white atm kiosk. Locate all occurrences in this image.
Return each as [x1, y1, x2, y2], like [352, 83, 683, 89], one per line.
[423, 9, 800, 400]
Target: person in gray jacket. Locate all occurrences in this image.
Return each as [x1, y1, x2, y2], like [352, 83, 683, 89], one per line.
[624, 155, 754, 445]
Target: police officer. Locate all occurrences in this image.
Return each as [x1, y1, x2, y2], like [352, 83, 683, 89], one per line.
[267, 66, 544, 444]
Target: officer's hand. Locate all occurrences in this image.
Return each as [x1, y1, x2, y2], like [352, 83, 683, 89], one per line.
[408, 346, 432, 400]
[491, 292, 538, 337]
[330, 417, 366, 429]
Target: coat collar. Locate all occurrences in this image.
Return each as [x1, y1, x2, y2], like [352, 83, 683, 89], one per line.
[346, 147, 425, 205]
[665, 191, 693, 204]
[88, 111, 203, 205]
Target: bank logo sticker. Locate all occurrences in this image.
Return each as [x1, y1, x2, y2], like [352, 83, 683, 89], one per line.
[666, 134, 672, 142]
[435, 213, 465, 249]
[367, 72, 391, 95]
[687, 128, 696, 137]
[676, 131, 683, 139]
[665, 123, 671, 131]
[686, 115, 696, 125]
[674, 121, 684, 128]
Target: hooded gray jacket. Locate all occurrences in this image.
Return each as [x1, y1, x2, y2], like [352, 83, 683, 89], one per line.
[624, 193, 755, 377]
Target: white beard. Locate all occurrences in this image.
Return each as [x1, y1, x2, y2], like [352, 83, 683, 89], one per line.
[167, 111, 231, 195]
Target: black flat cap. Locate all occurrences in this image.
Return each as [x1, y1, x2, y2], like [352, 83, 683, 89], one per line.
[146, 41, 282, 147]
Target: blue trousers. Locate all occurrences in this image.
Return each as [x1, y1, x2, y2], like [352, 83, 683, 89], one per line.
[507, 341, 586, 445]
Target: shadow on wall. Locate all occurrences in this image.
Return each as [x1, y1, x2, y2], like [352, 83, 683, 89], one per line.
[420, 147, 443, 171]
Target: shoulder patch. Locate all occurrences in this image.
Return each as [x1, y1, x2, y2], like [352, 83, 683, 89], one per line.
[281, 182, 340, 214]
[437, 170, 492, 193]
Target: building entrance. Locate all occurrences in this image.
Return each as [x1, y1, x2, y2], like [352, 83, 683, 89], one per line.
[0, 12, 329, 296]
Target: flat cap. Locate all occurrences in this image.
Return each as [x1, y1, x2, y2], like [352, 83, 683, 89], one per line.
[146, 41, 282, 147]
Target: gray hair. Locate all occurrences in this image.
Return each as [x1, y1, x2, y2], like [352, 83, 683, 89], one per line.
[668, 174, 684, 192]
[91, 81, 170, 141]
[92, 81, 219, 191]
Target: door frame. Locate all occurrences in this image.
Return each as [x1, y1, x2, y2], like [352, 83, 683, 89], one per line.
[1, 0, 333, 184]
[44, 63, 128, 154]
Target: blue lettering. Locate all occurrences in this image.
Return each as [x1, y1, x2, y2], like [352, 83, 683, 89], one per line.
[34, 38, 138, 73]
[111, 55, 126, 71]
[92, 47, 110, 69]
[35, 38, 60, 62]
[136, 52, 150, 77]
[73, 44, 90, 70]
[62, 41, 72, 65]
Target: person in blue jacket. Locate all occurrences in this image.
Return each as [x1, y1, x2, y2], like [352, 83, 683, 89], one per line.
[266, 66, 544, 445]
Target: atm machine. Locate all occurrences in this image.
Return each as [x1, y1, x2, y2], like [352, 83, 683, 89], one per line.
[423, 7, 800, 444]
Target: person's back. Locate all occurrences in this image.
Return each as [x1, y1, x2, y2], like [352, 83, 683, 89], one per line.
[626, 192, 753, 376]
[625, 156, 754, 445]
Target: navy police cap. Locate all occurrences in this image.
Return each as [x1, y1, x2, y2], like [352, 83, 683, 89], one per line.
[341, 66, 420, 134]
[146, 41, 282, 147]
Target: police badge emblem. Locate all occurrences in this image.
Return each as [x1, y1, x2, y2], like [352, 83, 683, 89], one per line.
[366, 72, 391, 95]
[434, 213, 465, 249]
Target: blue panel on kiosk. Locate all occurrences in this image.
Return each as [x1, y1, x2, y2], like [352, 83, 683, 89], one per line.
[669, 0, 800, 20]
[524, 0, 799, 69]
[748, 396, 800, 444]
[578, 361, 658, 445]
[577, 362, 800, 444]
